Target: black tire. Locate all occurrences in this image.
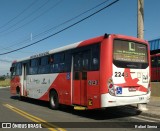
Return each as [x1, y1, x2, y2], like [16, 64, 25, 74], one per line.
[49, 91, 59, 110]
[16, 87, 23, 101]
[19, 96, 24, 101]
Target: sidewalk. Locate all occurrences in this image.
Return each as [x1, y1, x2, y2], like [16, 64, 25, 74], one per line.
[140, 96, 160, 118]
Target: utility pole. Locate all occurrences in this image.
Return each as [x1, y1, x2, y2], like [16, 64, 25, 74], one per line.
[137, 0, 147, 111]
[137, 0, 144, 39]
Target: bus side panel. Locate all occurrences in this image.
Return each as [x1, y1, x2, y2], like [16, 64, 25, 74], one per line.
[154, 67, 160, 82]
[39, 73, 71, 105]
[51, 73, 71, 105]
[100, 38, 113, 94]
[73, 79, 81, 105]
[87, 71, 100, 109]
[10, 76, 21, 95]
[151, 67, 156, 81]
[157, 67, 160, 81]
[151, 55, 160, 82]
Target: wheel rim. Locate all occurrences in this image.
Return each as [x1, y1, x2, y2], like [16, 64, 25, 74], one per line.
[51, 95, 55, 106]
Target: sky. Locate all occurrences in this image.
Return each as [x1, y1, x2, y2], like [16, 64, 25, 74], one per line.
[0, 0, 160, 75]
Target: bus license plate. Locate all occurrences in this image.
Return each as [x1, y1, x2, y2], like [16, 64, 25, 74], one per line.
[128, 87, 136, 92]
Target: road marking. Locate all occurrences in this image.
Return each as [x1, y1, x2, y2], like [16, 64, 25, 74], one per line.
[130, 116, 155, 122]
[3, 104, 66, 131]
[138, 115, 160, 121]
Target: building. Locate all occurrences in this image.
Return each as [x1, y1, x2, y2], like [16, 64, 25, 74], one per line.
[149, 38, 160, 54]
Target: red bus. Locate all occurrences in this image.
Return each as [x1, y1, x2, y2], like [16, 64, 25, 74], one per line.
[10, 34, 151, 110]
[151, 54, 160, 82]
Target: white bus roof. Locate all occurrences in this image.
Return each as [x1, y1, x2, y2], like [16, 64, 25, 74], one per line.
[15, 41, 81, 62]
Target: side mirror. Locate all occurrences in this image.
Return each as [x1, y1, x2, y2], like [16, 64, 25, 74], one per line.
[10, 67, 14, 72]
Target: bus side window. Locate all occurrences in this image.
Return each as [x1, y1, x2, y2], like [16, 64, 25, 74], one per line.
[15, 63, 22, 76]
[26, 61, 30, 75]
[82, 51, 90, 71]
[74, 54, 81, 71]
[151, 56, 157, 67]
[29, 58, 39, 75]
[65, 50, 72, 72]
[10, 64, 16, 76]
[38, 56, 50, 74]
[158, 56, 160, 67]
[51, 52, 65, 73]
[91, 44, 100, 71]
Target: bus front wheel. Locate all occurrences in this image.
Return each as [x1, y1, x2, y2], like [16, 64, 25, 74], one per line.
[49, 91, 59, 110]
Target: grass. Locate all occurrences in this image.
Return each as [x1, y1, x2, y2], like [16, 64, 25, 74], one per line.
[0, 79, 10, 87]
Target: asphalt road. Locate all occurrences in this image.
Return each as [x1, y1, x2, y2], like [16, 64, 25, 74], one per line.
[0, 87, 160, 131]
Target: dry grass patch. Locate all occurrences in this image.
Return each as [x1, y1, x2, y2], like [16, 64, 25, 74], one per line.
[0, 79, 10, 87]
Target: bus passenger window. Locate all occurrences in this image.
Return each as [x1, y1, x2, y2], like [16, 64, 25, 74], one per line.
[158, 56, 160, 67]
[15, 63, 22, 75]
[91, 44, 100, 71]
[10, 64, 16, 76]
[82, 51, 90, 71]
[50, 52, 65, 73]
[29, 59, 39, 75]
[38, 56, 50, 74]
[93, 58, 98, 65]
[151, 57, 157, 67]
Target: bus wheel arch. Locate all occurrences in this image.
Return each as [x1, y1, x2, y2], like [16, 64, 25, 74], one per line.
[49, 89, 59, 110]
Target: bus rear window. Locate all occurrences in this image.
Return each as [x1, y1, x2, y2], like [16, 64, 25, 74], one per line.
[114, 40, 148, 63]
[113, 39, 148, 69]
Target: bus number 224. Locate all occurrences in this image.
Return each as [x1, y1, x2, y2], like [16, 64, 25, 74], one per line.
[115, 72, 126, 77]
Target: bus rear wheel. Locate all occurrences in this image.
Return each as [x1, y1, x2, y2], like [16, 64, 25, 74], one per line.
[49, 91, 59, 110]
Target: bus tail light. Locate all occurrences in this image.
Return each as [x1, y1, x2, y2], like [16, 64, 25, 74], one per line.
[108, 78, 115, 96]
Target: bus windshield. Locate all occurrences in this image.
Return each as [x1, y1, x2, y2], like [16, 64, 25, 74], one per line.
[113, 39, 148, 69]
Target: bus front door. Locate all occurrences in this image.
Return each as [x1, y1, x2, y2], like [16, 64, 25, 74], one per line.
[72, 51, 89, 106]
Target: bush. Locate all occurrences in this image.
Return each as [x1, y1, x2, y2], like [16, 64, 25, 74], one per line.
[0, 76, 5, 81]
